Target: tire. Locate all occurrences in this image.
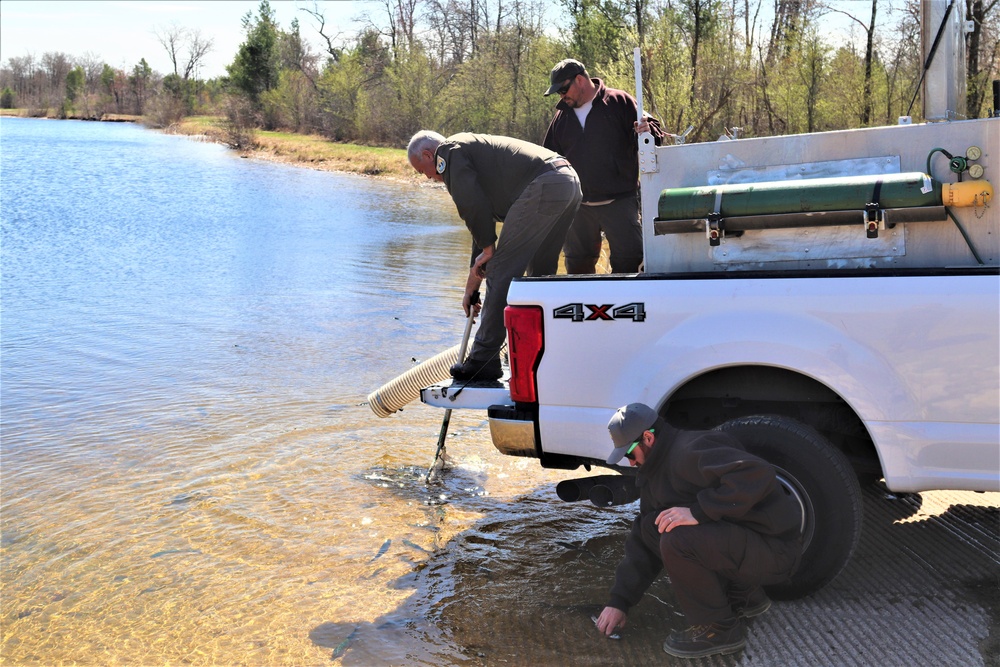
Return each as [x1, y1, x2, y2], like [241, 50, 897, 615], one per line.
[717, 414, 863, 600]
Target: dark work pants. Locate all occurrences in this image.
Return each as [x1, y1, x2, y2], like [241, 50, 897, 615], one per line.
[562, 194, 642, 274]
[651, 519, 801, 626]
[468, 164, 582, 362]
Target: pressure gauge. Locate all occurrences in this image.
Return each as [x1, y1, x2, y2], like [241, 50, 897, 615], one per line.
[967, 146, 982, 161]
[969, 164, 985, 179]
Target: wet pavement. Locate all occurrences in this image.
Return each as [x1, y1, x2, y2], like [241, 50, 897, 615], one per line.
[340, 478, 999, 666]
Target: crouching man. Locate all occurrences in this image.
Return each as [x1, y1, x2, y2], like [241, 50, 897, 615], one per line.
[594, 403, 803, 658]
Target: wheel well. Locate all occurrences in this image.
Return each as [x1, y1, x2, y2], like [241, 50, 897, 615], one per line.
[664, 366, 882, 479]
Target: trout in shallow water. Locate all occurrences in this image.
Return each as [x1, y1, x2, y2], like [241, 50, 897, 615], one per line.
[370, 539, 391, 562]
[332, 628, 359, 659]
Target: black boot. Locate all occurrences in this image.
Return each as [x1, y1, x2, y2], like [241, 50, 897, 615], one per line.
[728, 582, 771, 618]
[663, 618, 745, 659]
[450, 355, 502, 381]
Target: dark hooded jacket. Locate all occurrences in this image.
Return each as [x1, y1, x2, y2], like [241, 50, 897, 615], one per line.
[607, 417, 803, 612]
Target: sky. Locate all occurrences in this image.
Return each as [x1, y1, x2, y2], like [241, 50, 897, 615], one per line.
[0, 1, 385, 79]
[0, 0, 888, 81]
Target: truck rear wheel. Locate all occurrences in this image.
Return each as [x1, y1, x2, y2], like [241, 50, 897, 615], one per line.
[717, 414, 862, 599]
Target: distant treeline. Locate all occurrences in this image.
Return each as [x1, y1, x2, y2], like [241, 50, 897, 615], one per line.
[2, 0, 997, 146]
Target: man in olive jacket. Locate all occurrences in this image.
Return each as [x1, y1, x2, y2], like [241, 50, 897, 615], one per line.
[594, 403, 803, 658]
[407, 130, 582, 380]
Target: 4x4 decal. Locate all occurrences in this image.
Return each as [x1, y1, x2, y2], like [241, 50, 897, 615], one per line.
[553, 302, 646, 322]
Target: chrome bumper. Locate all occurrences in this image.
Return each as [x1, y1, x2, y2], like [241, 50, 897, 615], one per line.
[488, 412, 537, 457]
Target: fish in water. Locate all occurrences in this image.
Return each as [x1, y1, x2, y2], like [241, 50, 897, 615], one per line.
[402, 538, 431, 554]
[555, 540, 594, 557]
[151, 548, 202, 558]
[332, 628, 359, 659]
[369, 539, 391, 562]
[592, 615, 621, 640]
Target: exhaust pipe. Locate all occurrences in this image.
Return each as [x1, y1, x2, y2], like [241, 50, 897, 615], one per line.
[556, 475, 639, 507]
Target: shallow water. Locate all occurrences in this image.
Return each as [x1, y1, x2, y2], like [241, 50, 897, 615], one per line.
[0, 117, 601, 664]
[2, 118, 997, 667]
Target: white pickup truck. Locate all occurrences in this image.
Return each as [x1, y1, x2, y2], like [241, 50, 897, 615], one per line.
[420, 30, 998, 598]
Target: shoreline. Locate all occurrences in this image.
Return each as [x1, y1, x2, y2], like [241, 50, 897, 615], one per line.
[0, 108, 143, 123]
[0, 109, 429, 187]
[167, 115, 428, 186]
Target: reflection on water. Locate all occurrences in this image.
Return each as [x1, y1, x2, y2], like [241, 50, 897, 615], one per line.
[0, 118, 583, 665]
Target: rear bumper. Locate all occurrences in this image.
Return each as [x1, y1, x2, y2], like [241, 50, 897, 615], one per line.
[419, 382, 540, 458]
[487, 405, 538, 457]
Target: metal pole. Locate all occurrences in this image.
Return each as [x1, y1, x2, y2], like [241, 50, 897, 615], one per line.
[633, 47, 644, 124]
[426, 302, 478, 483]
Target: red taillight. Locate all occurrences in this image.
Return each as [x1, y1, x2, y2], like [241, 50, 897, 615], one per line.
[504, 305, 543, 403]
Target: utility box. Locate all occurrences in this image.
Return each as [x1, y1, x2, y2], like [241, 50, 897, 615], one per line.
[639, 118, 997, 273]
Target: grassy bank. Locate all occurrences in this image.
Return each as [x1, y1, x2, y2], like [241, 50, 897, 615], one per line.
[170, 115, 422, 183]
[1, 109, 421, 183]
[0, 108, 143, 123]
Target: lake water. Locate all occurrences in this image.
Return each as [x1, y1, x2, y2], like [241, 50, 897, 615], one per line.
[0, 117, 637, 666]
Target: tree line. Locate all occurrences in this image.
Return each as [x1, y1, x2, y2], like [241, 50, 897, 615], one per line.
[2, 0, 997, 147]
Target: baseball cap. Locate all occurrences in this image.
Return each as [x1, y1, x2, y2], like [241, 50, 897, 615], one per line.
[606, 403, 658, 464]
[545, 59, 586, 96]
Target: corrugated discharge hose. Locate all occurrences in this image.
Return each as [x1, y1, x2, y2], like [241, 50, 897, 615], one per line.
[366, 344, 462, 418]
[367, 291, 480, 419]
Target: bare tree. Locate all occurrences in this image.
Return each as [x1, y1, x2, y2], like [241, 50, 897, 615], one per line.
[154, 25, 185, 77]
[78, 52, 105, 94]
[5, 54, 36, 104]
[41, 52, 72, 106]
[825, 0, 879, 124]
[376, 0, 421, 55]
[154, 24, 213, 80]
[301, 2, 346, 63]
[183, 30, 214, 80]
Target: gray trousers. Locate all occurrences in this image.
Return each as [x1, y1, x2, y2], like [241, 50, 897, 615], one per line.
[469, 165, 582, 362]
[563, 194, 642, 274]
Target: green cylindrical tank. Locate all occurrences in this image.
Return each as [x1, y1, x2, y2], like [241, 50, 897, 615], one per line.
[656, 172, 943, 220]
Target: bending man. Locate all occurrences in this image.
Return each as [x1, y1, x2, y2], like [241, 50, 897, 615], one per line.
[407, 131, 582, 381]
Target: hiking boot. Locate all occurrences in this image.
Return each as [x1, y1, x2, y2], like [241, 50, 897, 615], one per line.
[450, 356, 502, 381]
[662, 619, 746, 659]
[729, 583, 771, 618]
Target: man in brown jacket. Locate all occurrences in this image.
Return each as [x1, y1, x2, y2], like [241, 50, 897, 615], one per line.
[595, 403, 803, 658]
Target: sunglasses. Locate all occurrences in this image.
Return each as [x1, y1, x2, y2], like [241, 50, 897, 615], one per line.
[624, 428, 654, 460]
[556, 77, 574, 96]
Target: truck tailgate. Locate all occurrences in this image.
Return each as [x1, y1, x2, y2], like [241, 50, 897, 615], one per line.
[420, 380, 512, 410]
